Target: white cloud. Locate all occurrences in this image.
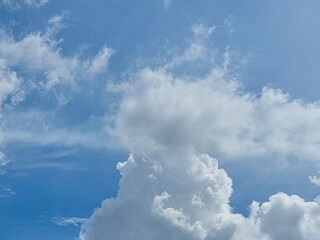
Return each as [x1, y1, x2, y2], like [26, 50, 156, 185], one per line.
[0, 152, 11, 174]
[80, 153, 270, 240]
[0, 58, 21, 173]
[250, 193, 320, 240]
[52, 217, 87, 227]
[162, 24, 216, 72]
[0, 186, 15, 197]
[0, 14, 113, 89]
[81, 152, 289, 240]
[5, 128, 109, 149]
[1, 0, 48, 10]
[224, 15, 236, 34]
[0, 14, 114, 169]
[1, 0, 20, 10]
[309, 174, 320, 187]
[192, 24, 215, 38]
[0, 58, 21, 107]
[80, 25, 320, 240]
[1, 109, 110, 149]
[110, 67, 320, 162]
[80, 153, 320, 240]
[0, 26, 78, 89]
[87, 46, 114, 76]
[23, 0, 48, 8]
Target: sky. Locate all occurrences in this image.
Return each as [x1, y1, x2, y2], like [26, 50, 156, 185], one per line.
[1, 0, 320, 240]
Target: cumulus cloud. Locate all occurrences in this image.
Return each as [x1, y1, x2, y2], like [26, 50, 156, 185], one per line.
[0, 13, 113, 89]
[0, 29, 76, 88]
[110, 68, 320, 162]
[250, 193, 320, 240]
[82, 151, 320, 240]
[105, 24, 320, 162]
[80, 25, 320, 240]
[80, 153, 269, 240]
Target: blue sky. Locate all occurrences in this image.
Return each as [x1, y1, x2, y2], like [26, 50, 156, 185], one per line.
[1, 1, 320, 240]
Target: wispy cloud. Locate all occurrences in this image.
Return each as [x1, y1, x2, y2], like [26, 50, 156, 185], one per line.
[0, 57, 22, 173]
[52, 217, 87, 227]
[23, 0, 49, 8]
[5, 128, 108, 149]
[0, 186, 16, 197]
[87, 46, 114, 77]
[163, 0, 171, 10]
[0, 13, 114, 160]
[309, 174, 320, 187]
[1, 0, 20, 10]
[0, 152, 11, 174]
[1, 0, 48, 10]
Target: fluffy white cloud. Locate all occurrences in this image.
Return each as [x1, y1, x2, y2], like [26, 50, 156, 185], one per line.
[82, 152, 320, 240]
[110, 68, 320, 162]
[0, 14, 113, 89]
[80, 25, 320, 240]
[80, 153, 270, 240]
[0, 29, 76, 88]
[250, 193, 320, 240]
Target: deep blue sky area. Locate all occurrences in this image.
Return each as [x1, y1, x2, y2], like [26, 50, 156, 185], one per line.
[0, 145, 123, 240]
[1, 1, 320, 239]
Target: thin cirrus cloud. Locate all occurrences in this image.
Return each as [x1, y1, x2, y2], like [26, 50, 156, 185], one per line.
[80, 25, 320, 240]
[23, 0, 49, 8]
[0, 185, 16, 197]
[0, 59, 21, 172]
[52, 217, 87, 227]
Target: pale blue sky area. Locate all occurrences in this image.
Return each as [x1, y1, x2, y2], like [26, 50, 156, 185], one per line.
[1, 1, 320, 239]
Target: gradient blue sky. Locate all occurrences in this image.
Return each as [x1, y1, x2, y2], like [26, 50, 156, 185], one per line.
[1, 1, 320, 239]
